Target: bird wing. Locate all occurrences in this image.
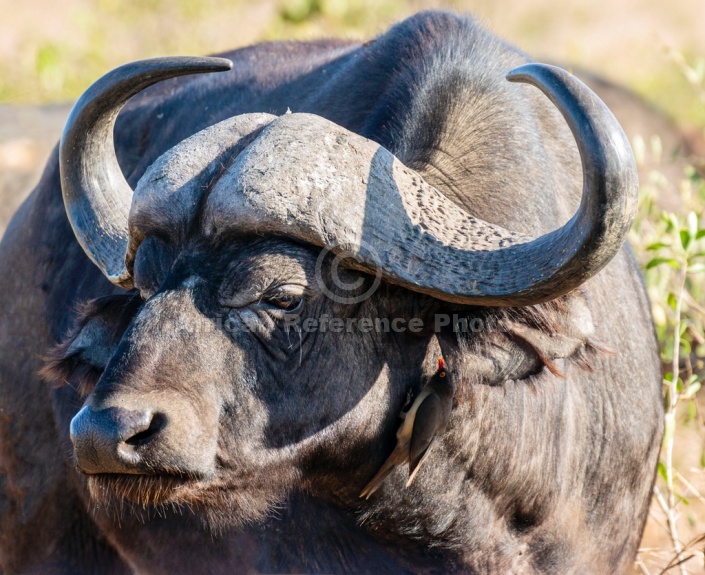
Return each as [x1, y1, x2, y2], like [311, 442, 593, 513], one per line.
[406, 392, 443, 484]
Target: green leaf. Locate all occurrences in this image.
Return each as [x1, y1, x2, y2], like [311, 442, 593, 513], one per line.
[658, 461, 668, 482]
[647, 242, 671, 251]
[681, 229, 692, 250]
[667, 213, 680, 232]
[667, 292, 678, 309]
[688, 262, 705, 273]
[680, 321, 689, 337]
[675, 492, 689, 505]
[646, 257, 679, 269]
[696, 230, 705, 240]
[688, 211, 699, 238]
[685, 382, 701, 399]
[681, 338, 692, 356]
[686, 164, 702, 182]
[686, 374, 700, 385]
[688, 400, 697, 421]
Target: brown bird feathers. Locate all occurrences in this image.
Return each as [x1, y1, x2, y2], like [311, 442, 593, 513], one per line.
[360, 358, 454, 499]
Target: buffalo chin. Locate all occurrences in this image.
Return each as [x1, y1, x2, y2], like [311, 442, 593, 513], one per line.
[87, 473, 191, 508]
[85, 473, 283, 533]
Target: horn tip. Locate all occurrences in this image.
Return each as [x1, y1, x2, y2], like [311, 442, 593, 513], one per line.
[207, 57, 233, 72]
[505, 62, 566, 84]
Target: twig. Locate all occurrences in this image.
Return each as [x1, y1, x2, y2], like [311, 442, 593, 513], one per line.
[659, 552, 696, 575]
[636, 556, 653, 575]
[675, 469, 705, 507]
[662, 267, 689, 575]
[648, 502, 676, 540]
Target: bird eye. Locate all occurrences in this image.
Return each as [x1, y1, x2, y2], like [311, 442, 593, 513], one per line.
[439, 371, 446, 378]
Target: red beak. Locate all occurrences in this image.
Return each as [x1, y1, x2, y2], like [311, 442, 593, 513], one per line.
[438, 357, 446, 370]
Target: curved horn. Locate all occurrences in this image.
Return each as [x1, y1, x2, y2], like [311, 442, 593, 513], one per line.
[501, 63, 639, 303]
[59, 56, 232, 288]
[205, 63, 637, 306]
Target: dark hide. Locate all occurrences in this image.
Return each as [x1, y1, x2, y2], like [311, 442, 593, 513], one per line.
[0, 11, 662, 575]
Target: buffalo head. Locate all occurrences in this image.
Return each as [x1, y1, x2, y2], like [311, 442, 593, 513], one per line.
[50, 56, 637, 529]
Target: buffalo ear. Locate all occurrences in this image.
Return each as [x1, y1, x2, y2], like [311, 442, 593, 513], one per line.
[40, 293, 143, 396]
[433, 292, 606, 395]
[502, 323, 586, 378]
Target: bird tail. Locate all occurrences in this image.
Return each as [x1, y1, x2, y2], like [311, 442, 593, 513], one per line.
[359, 457, 399, 499]
[406, 439, 436, 487]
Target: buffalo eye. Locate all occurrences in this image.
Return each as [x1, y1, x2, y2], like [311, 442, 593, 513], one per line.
[266, 293, 302, 312]
[260, 285, 305, 314]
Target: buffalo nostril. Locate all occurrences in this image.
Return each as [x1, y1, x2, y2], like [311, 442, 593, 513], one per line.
[123, 412, 166, 447]
[116, 411, 166, 467]
[71, 406, 168, 474]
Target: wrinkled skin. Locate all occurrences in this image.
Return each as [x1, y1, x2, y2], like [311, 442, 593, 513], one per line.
[0, 11, 662, 575]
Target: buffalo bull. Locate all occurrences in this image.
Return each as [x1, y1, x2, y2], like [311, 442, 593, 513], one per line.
[0, 11, 662, 575]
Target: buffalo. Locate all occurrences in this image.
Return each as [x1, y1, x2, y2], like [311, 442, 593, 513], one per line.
[0, 11, 662, 575]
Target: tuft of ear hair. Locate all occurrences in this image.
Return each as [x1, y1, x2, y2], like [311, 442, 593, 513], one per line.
[40, 293, 143, 396]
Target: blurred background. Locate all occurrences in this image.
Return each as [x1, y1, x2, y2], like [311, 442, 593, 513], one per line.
[2, 1, 705, 573]
[2, 0, 705, 124]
